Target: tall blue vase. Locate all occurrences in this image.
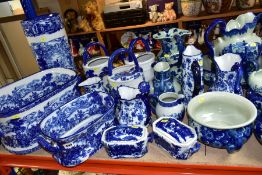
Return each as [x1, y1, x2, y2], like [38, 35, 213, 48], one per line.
[20, 0, 75, 70]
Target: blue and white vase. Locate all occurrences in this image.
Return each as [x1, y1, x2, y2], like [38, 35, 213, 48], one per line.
[208, 53, 243, 95]
[182, 45, 204, 105]
[20, 0, 75, 70]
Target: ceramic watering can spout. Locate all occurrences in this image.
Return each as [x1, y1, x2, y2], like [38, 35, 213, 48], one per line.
[20, 0, 37, 20]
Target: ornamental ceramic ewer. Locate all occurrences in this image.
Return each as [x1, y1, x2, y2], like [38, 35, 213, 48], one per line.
[182, 45, 204, 105]
[20, 0, 75, 70]
[204, 12, 262, 83]
[208, 53, 243, 95]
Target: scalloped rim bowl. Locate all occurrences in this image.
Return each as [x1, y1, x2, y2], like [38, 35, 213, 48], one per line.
[226, 12, 256, 32]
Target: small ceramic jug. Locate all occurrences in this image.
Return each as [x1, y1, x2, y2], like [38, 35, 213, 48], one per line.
[78, 76, 107, 93]
[208, 53, 243, 95]
[182, 45, 204, 105]
[116, 82, 151, 126]
[156, 92, 185, 121]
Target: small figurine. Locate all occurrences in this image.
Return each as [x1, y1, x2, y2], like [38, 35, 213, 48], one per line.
[163, 2, 177, 21]
[79, 18, 93, 32]
[64, 9, 80, 33]
[157, 13, 165, 22]
[84, 0, 105, 31]
[149, 4, 159, 23]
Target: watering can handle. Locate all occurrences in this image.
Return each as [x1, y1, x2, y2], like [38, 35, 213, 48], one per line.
[83, 42, 109, 65]
[20, 0, 37, 20]
[128, 37, 151, 62]
[108, 48, 140, 76]
[204, 19, 226, 59]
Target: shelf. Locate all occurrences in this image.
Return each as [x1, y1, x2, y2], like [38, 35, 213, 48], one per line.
[0, 135, 262, 175]
[68, 6, 262, 37]
[0, 8, 50, 23]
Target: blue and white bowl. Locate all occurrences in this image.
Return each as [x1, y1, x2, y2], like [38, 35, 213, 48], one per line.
[153, 117, 200, 160]
[0, 68, 79, 154]
[38, 91, 115, 167]
[102, 125, 148, 159]
[188, 92, 257, 153]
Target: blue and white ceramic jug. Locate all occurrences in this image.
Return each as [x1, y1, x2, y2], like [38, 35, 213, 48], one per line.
[182, 45, 204, 105]
[208, 53, 243, 95]
[205, 12, 262, 82]
[20, 0, 75, 70]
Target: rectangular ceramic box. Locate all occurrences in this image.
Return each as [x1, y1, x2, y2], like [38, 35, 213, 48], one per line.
[102, 125, 148, 159]
[153, 117, 200, 160]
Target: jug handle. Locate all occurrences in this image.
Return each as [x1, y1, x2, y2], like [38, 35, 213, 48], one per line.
[83, 42, 109, 65]
[108, 48, 140, 76]
[21, 0, 37, 20]
[204, 19, 226, 59]
[231, 63, 243, 94]
[191, 60, 201, 97]
[37, 135, 59, 154]
[128, 37, 151, 62]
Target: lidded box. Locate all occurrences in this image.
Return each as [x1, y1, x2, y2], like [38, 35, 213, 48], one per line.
[153, 117, 200, 159]
[102, 125, 148, 158]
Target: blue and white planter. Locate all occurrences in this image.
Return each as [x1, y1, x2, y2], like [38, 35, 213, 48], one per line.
[102, 125, 148, 158]
[0, 68, 80, 154]
[153, 117, 200, 160]
[21, 13, 75, 70]
[38, 91, 115, 167]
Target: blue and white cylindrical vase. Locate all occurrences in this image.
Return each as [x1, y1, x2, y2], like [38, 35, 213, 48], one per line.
[20, 0, 75, 70]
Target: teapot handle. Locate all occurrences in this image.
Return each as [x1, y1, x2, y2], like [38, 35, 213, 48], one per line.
[128, 37, 151, 62]
[83, 42, 109, 65]
[204, 19, 226, 59]
[108, 48, 140, 76]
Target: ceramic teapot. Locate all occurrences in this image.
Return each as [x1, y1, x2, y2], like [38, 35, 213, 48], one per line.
[205, 12, 262, 82]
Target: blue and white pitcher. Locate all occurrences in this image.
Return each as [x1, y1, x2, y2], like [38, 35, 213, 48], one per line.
[208, 53, 243, 95]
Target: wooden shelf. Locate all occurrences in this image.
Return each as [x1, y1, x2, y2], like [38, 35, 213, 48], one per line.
[0, 135, 262, 175]
[0, 8, 50, 23]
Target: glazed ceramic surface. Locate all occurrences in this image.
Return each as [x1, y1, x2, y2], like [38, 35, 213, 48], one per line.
[254, 111, 262, 144]
[0, 68, 80, 154]
[247, 89, 262, 111]
[126, 37, 155, 82]
[236, 0, 255, 10]
[182, 45, 204, 105]
[102, 125, 148, 158]
[153, 117, 200, 160]
[208, 53, 243, 95]
[108, 48, 144, 90]
[116, 84, 151, 126]
[21, 13, 75, 70]
[156, 92, 185, 121]
[38, 91, 115, 167]
[202, 0, 234, 14]
[78, 77, 107, 93]
[248, 69, 262, 95]
[181, 0, 202, 17]
[205, 12, 262, 82]
[188, 92, 257, 153]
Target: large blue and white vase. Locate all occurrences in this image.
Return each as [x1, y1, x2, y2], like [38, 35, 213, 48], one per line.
[182, 45, 204, 105]
[20, 0, 75, 70]
[116, 82, 151, 126]
[208, 53, 243, 95]
[205, 12, 262, 83]
[153, 28, 191, 81]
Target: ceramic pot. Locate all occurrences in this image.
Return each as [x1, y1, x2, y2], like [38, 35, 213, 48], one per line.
[156, 92, 185, 121]
[38, 91, 115, 167]
[188, 92, 257, 153]
[208, 53, 243, 95]
[78, 76, 107, 93]
[116, 84, 151, 126]
[202, 0, 234, 14]
[205, 12, 262, 83]
[236, 0, 256, 10]
[0, 68, 80, 154]
[126, 37, 155, 82]
[182, 45, 204, 105]
[248, 69, 262, 96]
[21, 0, 74, 70]
[108, 48, 144, 90]
[153, 117, 200, 160]
[102, 125, 148, 158]
[181, 0, 202, 17]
